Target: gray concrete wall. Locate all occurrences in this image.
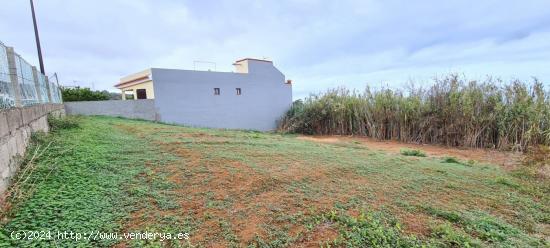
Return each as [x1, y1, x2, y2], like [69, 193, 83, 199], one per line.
[0, 104, 65, 195]
[64, 100, 157, 121]
[151, 61, 292, 131]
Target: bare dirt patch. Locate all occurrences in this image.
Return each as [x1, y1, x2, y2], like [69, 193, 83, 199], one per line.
[296, 222, 339, 247]
[297, 135, 522, 169]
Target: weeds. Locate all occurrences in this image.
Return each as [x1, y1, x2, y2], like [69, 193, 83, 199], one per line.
[465, 213, 522, 244]
[279, 75, 550, 151]
[311, 211, 425, 247]
[441, 157, 474, 167]
[442, 157, 461, 164]
[400, 149, 427, 157]
[430, 223, 481, 247]
[421, 206, 463, 223]
[421, 206, 546, 246]
[47, 114, 79, 131]
[495, 177, 520, 189]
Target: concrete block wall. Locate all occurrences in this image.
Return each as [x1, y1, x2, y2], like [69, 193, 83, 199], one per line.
[0, 104, 65, 195]
[64, 100, 157, 121]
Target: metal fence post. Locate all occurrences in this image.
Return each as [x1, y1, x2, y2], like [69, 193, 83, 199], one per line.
[6, 47, 22, 107]
[32, 66, 43, 103]
[48, 73, 61, 103]
[45, 76, 52, 103]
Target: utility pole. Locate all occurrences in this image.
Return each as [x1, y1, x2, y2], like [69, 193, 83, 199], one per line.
[30, 0, 45, 74]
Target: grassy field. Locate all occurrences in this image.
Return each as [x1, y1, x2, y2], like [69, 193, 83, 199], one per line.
[1, 116, 548, 247]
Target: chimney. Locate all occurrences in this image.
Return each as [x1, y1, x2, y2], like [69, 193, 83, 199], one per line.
[233, 58, 273, 74]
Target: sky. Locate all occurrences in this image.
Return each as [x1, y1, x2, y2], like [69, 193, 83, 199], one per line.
[1, 0, 550, 99]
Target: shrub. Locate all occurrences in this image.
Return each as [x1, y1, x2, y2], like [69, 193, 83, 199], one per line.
[400, 149, 426, 157]
[47, 115, 79, 131]
[61, 87, 111, 102]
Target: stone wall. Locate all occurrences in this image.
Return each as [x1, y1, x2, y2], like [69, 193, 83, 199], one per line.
[0, 104, 65, 195]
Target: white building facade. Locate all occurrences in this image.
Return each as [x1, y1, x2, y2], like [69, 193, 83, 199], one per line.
[115, 58, 293, 131]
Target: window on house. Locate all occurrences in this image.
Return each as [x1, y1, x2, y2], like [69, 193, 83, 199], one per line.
[136, 89, 147, 99]
[236, 88, 241, 95]
[124, 90, 135, 100]
[214, 88, 220, 95]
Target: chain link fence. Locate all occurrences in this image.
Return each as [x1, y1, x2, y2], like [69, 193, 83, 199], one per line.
[0, 40, 62, 109]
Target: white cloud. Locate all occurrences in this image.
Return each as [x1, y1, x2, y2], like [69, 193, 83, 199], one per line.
[1, 0, 549, 98]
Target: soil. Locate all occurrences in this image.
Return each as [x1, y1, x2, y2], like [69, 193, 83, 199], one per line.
[113, 124, 529, 246]
[297, 135, 523, 170]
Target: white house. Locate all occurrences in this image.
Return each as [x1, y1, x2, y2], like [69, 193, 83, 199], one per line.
[114, 58, 293, 131]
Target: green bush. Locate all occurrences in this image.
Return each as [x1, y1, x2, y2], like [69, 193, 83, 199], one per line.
[400, 149, 426, 157]
[61, 87, 111, 102]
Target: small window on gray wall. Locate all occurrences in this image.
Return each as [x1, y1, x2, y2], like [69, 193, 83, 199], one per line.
[236, 88, 241, 95]
[214, 88, 220, 95]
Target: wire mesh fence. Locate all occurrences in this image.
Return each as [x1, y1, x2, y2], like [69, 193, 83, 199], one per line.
[49, 74, 62, 104]
[0, 41, 62, 109]
[37, 73, 50, 103]
[0, 42, 16, 108]
[15, 54, 39, 106]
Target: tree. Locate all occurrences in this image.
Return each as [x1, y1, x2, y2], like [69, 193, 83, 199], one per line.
[61, 87, 110, 102]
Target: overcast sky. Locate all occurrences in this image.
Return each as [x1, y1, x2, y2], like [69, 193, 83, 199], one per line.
[2, 0, 550, 99]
